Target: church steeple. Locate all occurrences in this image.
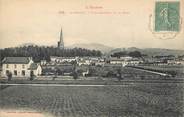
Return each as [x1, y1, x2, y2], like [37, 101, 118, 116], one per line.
[58, 27, 64, 49]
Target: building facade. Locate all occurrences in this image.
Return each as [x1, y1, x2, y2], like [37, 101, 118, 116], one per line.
[1, 57, 42, 78]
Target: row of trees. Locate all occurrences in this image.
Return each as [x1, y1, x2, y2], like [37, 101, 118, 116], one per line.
[0, 45, 102, 62]
[111, 51, 143, 58]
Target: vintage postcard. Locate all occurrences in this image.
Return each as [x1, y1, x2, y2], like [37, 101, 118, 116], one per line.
[0, 0, 184, 117]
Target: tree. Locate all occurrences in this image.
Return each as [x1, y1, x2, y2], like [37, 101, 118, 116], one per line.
[72, 60, 79, 80]
[53, 68, 59, 80]
[30, 71, 35, 81]
[106, 70, 116, 77]
[7, 72, 12, 81]
[73, 71, 78, 80]
[116, 68, 123, 81]
[128, 51, 142, 58]
[0, 46, 102, 62]
[111, 51, 127, 58]
[140, 75, 145, 80]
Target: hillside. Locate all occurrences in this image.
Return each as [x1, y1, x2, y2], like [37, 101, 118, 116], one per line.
[110, 47, 184, 57]
[68, 43, 113, 53]
[14, 43, 184, 57]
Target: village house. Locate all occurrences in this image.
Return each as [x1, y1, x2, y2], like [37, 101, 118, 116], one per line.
[77, 57, 91, 66]
[0, 66, 2, 77]
[50, 56, 77, 64]
[1, 57, 42, 78]
[77, 57, 105, 66]
[172, 55, 184, 65]
[120, 56, 133, 61]
[109, 58, 129, 66]
[89, 57, 105, 66]
[167, 59, 184, 65]
[40, 60, 47, 66]
[109, 57, 143, 67]
[95, 61, 105, 66]
[78, 59, 91, 66]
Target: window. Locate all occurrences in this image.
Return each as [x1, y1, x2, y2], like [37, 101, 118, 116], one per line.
[22, 65, 25, 69]
[14, 70, 17, 76]
[6, 64, 9, 68]
[14, 64, 17, 68]
[22, 70, 25, 76]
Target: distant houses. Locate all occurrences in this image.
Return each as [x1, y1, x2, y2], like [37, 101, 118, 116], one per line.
[167, 59, 184, 65]
[1, 54, 184, 78]
[109, 57, 129, 66]
[1, 57, 42, 78]
[142, 55, 184, 66]
[107, 56, 143, 66]
[49, 56, 142, 67]
[50, 56, 105, 66]
[78, 57, 105, 66]
[40, 60, 47, 66]
[50, 56, 76, 64]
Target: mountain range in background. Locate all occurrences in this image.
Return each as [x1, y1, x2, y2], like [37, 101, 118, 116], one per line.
[68, 43, 114, 53]
[19, 43, 38, 47]
[68, 43, 184, 56]
[17, 43, 184, 57]
[110, 47, 184, 57]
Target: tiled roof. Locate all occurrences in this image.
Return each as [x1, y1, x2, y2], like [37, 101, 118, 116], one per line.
[2, 57, 31, 64]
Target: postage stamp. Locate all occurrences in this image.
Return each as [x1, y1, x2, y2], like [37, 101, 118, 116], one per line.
[155, 2, 180, 32]
[149, 1, 181, 39]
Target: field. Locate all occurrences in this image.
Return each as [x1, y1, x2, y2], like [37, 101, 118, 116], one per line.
[136, 65, 184, 77]
[83, 66, 184, 80]
[0, 83, 184, 117]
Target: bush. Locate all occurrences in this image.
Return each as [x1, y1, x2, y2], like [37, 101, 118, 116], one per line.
[53, 68, 59, 80]
[168, 71, 177, 77]
[116, 68, 123, 81]
[140, 75, 145, 80]
[106, 71, 116, 77]
[30, 71, 35, 81]
[73, 71, 78, 80]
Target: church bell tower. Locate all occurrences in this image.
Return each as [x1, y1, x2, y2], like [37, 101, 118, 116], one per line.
[58, 27, 64, 49]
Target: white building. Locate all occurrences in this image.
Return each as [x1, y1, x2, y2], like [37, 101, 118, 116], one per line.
[120, 56, 133, 61]
[77, 57, 105, 66]
[78, 60, 91, 66]
[168, 59, 184, 65]
[40, 60, 47, 65]
[50, 56, 77, 63]
[127, 60, 142, 66]
[109, 57, 142, 67]
[109, 58, 129, 66]
[1, 57, 42, 78]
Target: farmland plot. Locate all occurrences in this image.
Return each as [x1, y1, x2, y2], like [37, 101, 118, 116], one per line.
[0, 83, 183, 117]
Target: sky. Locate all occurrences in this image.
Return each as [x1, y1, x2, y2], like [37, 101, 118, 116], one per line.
[0, 0, 183, 49]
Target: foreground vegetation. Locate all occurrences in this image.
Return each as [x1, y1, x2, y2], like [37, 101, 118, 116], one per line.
[0, 83, 183, 117]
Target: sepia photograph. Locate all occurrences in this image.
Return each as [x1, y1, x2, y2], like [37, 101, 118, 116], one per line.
[0, 0, 184, 117]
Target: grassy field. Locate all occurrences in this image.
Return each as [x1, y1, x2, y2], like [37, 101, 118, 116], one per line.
[0, 83, 183, 117]
[136, 65, 184, 77]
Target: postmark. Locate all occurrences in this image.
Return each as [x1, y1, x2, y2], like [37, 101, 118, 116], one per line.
[149, 1, 182, 39]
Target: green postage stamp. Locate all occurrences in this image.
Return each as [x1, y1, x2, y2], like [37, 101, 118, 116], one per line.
[155, 2, 180, 32]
